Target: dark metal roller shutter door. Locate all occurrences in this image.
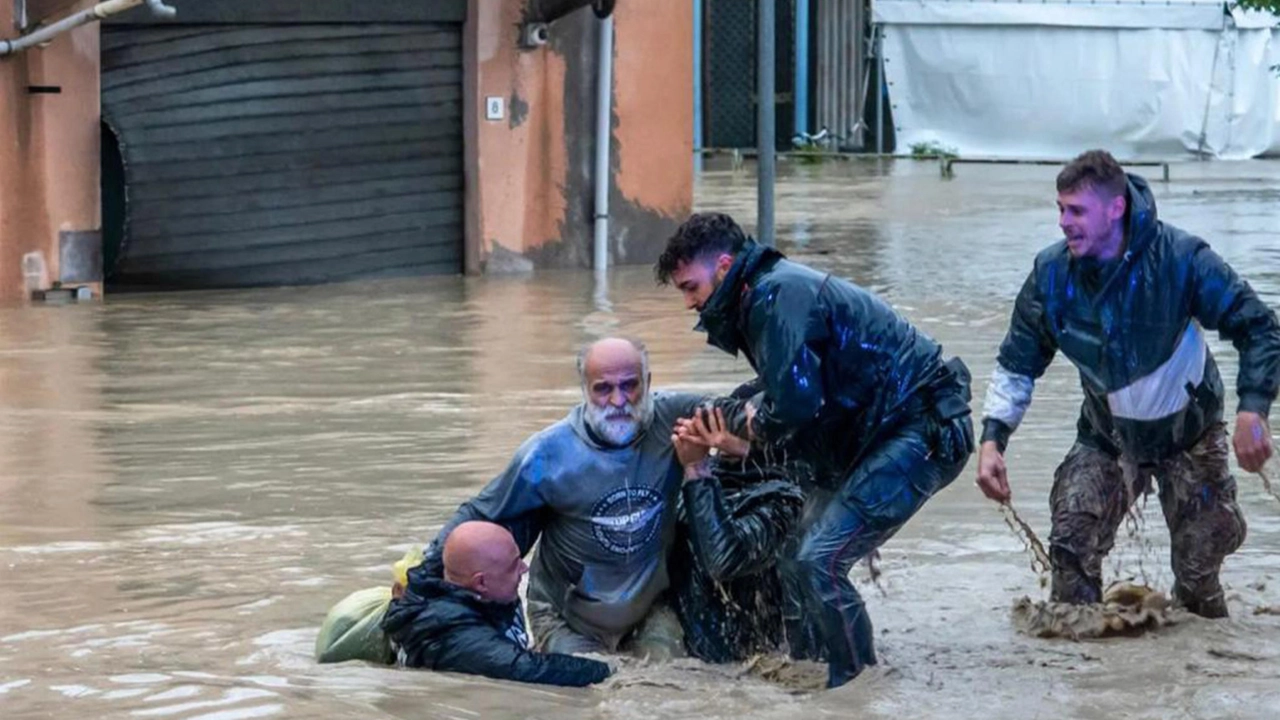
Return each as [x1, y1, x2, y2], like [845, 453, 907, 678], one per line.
[101, 23, 463, 289]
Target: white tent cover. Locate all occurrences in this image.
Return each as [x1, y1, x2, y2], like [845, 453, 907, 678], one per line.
[873, 0, 1280, 158]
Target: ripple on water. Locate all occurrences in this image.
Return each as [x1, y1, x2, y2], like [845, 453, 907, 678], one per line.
[3, 162, 1280, 720]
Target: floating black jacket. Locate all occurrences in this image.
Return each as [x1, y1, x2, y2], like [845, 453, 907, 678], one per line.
[671, 465, 805, 663]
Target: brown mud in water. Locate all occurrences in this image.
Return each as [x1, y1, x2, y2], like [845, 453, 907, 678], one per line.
[1257, 467, 1280, 504]
[1000, 502, 1051, 580]
[738, 655, 829, 693]
[5, 160, 1280, 719]
[1012, 583, 1185, 640]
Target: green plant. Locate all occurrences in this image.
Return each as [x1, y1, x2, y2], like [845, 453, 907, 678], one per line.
[1237, 0, 1280, 12]
[1247, 0, 1280, 75]
[791, 141, 830, 164]
[909, 141, 959, 159]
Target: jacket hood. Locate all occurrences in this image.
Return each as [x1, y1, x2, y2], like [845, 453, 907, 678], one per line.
[1123, 173, 1159, 259]
[696, 239, 784, 355]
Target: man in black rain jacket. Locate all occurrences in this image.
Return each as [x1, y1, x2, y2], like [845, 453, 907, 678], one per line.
[381, 521, 610, 687]
[975, 150, 1280, 618]
[656, 214, 975, 688]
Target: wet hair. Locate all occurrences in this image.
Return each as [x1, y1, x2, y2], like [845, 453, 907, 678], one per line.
[729, 377, 764, 400]
[654, 212, 748, 285]
[575, 337, 650, 387]
[1057, 149, 1127, 199]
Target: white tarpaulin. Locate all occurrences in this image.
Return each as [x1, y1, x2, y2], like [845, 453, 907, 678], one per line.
[873, 0, 1280, 159]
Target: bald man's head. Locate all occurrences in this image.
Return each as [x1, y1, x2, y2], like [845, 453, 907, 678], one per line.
[442, 521, 527, 603]
[577, 337, 654, 446]
[578, 337, 646, 379]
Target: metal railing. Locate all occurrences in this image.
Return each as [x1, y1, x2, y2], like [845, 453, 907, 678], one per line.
[939, 157, 1173, 182]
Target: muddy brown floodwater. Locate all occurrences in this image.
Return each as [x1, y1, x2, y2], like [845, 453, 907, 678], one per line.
[3, 159, 1280, 719]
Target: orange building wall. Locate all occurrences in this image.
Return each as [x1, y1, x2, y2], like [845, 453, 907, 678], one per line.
[613, 1, 694, 220]
[468, 0, 693, 272]
[0, 1, 102, 302]
[1, 1, 693, 296]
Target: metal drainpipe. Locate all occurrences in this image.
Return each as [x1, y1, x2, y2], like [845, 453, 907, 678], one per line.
[593, 14, 614, 274]
[693, 0, 703, 157]
[1, 0, 175, 57]
[794, 0, 809, 140]
[874, 24, 885, 155]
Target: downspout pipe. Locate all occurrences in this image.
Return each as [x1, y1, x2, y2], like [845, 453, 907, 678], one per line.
[874, 24, 885, 155]
[528, 0, 616, 24]
[696, 0, 706, 155]
[593, 15, 615, 273]
[794, 0, 809, 139]
[1, 0, 176, 57]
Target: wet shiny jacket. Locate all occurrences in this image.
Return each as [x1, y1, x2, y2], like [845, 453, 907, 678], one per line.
[697, 240, 973, 484]
[985, 173, 1280, 462]
[381, 576, 610, 687]
[671, 466, 805, 663]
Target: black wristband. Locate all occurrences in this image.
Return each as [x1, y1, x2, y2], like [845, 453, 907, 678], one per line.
[980, 419, 1013, 454]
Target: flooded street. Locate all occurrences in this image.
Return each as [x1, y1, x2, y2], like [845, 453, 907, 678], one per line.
[4, 159, 1280, 719]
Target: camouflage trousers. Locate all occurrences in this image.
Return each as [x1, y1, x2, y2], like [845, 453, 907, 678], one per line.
[1049, 422, 1246, 618]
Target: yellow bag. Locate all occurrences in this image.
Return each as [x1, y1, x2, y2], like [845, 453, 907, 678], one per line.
[315, 547, 426, 664]
[393, 546, 425, 592]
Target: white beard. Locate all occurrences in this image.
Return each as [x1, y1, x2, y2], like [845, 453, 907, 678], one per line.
[584, 392, 655, 446]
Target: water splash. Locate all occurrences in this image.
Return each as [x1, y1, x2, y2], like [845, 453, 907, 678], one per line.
[999, 502, 1051, 584]
[1257, 467, 1280, 504]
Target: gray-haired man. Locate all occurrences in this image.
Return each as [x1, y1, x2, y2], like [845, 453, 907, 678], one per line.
[403, 337, 727, 656]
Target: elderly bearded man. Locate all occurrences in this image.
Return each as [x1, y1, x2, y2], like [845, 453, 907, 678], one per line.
[390, 337, 735, 657]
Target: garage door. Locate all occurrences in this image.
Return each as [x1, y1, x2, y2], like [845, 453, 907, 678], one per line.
[101, 3, 466, 289]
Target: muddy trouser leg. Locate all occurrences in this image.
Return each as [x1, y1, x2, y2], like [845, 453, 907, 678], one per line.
[778, 487, 833, 662]
[778, 579, 825, 661]
[526, 596, 609, 655]
[1048, 443, 1144, 604]
[1154, 423, 1246, 619]
[623, 601, 687, 661]
[785, 418, 966, 689]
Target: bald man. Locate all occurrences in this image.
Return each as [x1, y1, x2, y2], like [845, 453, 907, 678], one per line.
[397, 338, 741, 658]
[381, 521, 611, 686]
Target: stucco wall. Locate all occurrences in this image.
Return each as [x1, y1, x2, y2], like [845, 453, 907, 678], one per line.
[0, 1, 101, 302]
[469, 0, 693, 273]
[1, 0, 694, 297]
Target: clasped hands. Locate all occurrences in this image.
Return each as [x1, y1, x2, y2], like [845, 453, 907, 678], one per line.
[670, 405, 753, 479]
